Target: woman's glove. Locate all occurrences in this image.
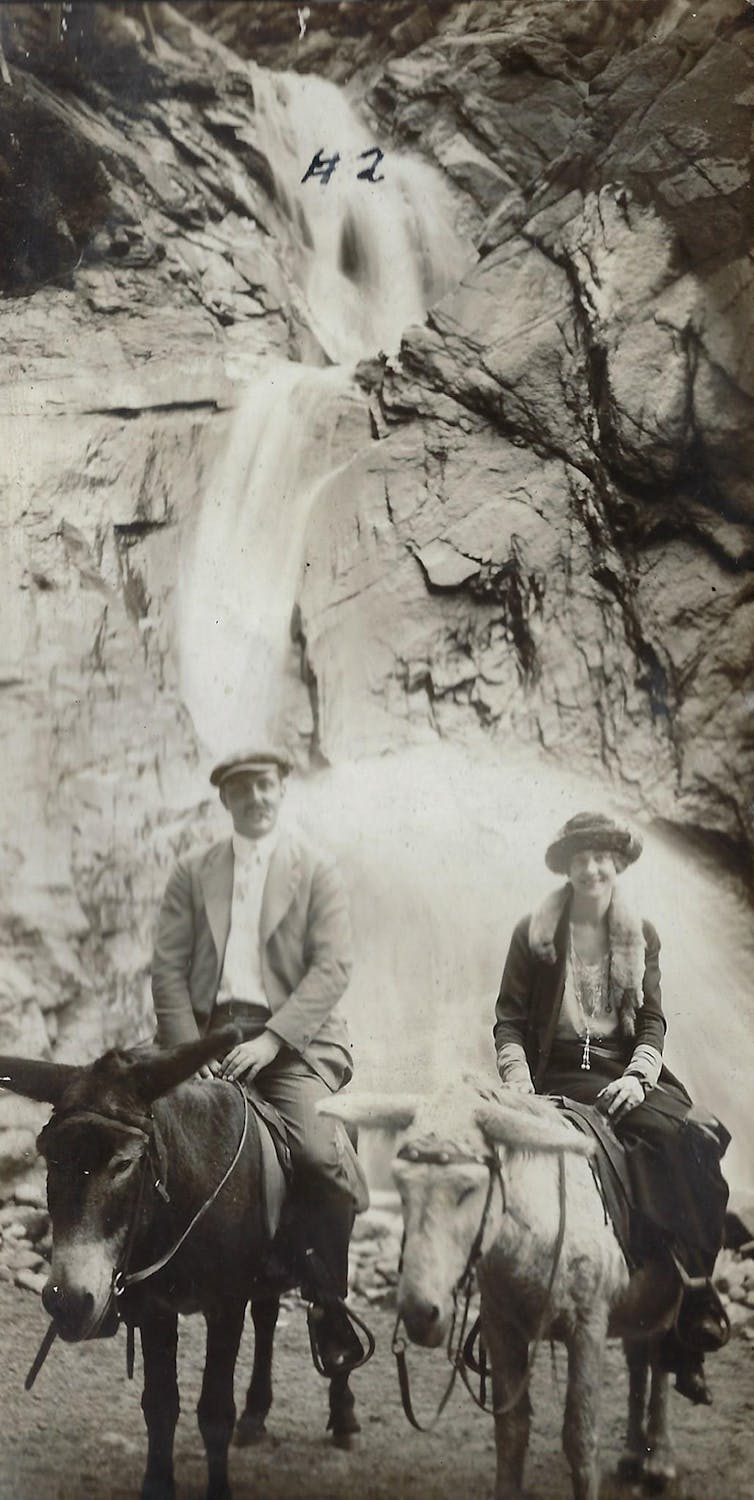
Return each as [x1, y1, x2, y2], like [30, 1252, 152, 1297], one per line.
[596, 1073, 646, 1121]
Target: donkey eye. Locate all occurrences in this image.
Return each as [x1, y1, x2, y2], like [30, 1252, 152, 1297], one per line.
[110, 1157, 135, 1179]
[457, 1184, 477, 1205]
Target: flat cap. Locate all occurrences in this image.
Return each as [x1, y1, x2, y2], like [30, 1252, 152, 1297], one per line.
[545, 811, 642, 875]
[210, 747, 292, 787]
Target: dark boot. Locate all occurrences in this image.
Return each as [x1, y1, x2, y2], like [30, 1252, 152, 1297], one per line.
[657, 1328, 710, 1403]
[658, 1280, 729, 1405]
[674, 1352, 713, 1406]
[292, 1181, 365, 1377]
[674, 1279, 730, 1355]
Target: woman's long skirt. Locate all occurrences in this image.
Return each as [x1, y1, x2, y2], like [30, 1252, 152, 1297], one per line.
[542, 1041, 730, 1273]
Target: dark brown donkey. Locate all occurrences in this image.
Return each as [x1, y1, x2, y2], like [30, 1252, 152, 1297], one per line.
[0, 1026, 360, 1500]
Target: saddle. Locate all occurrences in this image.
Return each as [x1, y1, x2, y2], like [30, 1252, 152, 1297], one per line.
[550, 1097, 636, 1266]
[240, 1081, 291, 1240]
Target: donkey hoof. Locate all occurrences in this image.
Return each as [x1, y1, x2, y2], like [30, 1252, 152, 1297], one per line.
[141, 1480, 176, 1500]
[331, 1427, 355, 1450]
[643, 1462, 677, 1494]
[616, 1454, 643, 1483]
[328, 1406, 360, 1448]
[234, 1412, 267, 1446]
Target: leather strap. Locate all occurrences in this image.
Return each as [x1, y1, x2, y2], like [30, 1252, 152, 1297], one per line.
[24, 1320, 58, 1392]
[115, 1083, 250, 1295]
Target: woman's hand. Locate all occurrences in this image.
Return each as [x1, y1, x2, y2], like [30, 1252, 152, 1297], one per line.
[597, 1074, 645, 1121]
[497, 1062, 535, 1095]
[219, 1031, 282, 1084]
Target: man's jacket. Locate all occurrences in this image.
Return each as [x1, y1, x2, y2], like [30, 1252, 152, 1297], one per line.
[151, 830, 353, 1090]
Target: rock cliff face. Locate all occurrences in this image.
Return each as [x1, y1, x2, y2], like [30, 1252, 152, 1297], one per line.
[1, 2, 752, 1184]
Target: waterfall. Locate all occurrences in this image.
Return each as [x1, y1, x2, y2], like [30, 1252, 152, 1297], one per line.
[250, 67, 471, 363]
[178, 67, 472, 751]
[177, 362, 367, 754]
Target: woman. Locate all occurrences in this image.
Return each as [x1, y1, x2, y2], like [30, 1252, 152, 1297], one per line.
[494, 811, 730, 1404]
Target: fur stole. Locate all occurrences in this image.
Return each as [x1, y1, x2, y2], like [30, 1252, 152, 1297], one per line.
[528, 884, 646, 1039]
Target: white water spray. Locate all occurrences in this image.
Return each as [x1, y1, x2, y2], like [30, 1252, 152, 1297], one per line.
[288, 746, 754, 1187]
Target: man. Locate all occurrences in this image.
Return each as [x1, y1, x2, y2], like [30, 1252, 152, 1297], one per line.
[151, 746, 367, 1370]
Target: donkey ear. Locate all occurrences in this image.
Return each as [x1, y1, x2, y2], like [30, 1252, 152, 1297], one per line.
[129, 1026, 242, 1105]
[318, 1092, 421, 1132]
[0, 1056, 82, 1107]
[475, 1101, 595, 1156]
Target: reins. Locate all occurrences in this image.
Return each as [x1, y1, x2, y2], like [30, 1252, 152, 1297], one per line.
[25, 1080, 250, 1390]
[391, 1145, 568, 1429]
[114, 1082, 250, 1297]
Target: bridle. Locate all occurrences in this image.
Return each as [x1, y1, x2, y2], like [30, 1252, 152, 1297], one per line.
[391, 1137, 568, 1430]
[391, 1138, 503, 1430]
[26, 1082, 250, 1390]
[115, 1083, 250, 1301]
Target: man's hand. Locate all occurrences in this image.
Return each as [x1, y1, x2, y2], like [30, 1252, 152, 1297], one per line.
[219, 1030, 282, 1084]
[597, 1074, 645, 1121]
[196, 1059, 222, 1082]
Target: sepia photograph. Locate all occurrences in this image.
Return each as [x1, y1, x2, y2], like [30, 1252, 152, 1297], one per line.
[1, 1, 753, 1496]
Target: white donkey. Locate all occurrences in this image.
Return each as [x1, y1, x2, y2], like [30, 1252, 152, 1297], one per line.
[323, 1083, 680, 1500]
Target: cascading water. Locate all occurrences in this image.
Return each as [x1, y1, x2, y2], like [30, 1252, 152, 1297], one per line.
[179, 66, 472, 753]
[178, 362, 368, 753]
[250, 67, 471, 363]
[177, 66, 753, 1188]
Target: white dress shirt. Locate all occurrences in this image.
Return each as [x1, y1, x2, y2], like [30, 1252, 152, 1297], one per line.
[217, 829, 278, 1007]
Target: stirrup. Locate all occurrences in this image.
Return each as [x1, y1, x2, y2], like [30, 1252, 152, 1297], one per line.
[669, 1254, 730, 1354]
[306, 1300, 376, 1379]
[675, 1287, 730, 1353]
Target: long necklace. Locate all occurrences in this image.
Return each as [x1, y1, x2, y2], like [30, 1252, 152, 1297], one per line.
[568, 931, 610, 1071]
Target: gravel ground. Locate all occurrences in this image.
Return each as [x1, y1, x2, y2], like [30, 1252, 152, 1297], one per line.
[0, 1281, 752, 1499]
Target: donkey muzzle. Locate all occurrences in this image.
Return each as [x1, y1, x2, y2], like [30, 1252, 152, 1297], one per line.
[42, 1277, 118, 1341]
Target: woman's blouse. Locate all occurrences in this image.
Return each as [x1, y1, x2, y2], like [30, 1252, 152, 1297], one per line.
[555, 948, 619, 1041]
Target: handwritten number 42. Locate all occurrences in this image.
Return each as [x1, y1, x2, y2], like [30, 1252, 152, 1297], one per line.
[301, 147, 385, 185]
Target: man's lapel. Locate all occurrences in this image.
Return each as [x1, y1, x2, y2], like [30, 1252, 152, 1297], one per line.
[261, 830, 302, 946]
[200, 840, 234, 960]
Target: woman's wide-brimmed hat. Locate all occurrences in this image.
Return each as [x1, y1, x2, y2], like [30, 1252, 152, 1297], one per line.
[545, 811, 643, 875]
